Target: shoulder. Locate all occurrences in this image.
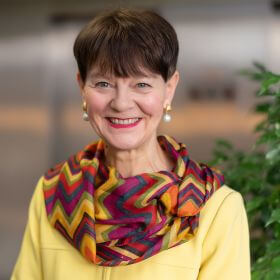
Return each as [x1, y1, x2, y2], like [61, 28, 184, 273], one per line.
[41, 139, 103, 196]
[198, 185, 246, 235]
[30, 176, 45, 206]
[42, 139, 103, 185]
[202, 185, 245, 216]
[207, 185, 244, 207]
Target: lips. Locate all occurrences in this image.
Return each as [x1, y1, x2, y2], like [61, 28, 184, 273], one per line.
[108, 117, 140, 124]
[106, 117, 142, 128]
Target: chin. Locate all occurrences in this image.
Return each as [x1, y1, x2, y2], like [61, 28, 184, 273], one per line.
[102, 132, 149, 151]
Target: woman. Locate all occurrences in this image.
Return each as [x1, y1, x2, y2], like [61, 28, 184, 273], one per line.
[11, 8, 251, 279]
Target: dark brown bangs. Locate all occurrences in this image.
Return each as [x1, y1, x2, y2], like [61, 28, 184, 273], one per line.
[73, 9, 178, 83]
[89, 28, 162, 79]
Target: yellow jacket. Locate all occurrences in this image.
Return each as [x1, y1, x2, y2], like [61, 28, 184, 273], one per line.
[11, 177, 251, 279]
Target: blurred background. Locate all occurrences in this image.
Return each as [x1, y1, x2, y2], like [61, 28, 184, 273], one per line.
[1, 0, 280, 278]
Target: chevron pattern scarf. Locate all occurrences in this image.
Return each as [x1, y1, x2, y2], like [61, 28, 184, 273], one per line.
[43, 135, 224, 266]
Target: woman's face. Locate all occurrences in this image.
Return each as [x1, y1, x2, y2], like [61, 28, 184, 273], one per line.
[78, 68, 179, 151]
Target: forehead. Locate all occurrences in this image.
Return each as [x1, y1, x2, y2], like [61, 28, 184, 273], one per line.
[88, 67, 160, 80]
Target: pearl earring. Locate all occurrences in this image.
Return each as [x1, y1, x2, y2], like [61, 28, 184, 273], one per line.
[82, 101, 89, 121]
[163, 104, 172, 122]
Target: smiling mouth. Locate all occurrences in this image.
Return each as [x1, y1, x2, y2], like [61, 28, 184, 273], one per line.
[107, 117, 140, 124]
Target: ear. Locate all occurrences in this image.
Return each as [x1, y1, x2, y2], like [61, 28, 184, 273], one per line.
[164, 70, 179, 106]
[76, 72, 86, 98]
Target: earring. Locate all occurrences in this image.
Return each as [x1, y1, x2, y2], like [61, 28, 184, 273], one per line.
[82, 101, 89, 121]
[163, 104, 172, 122]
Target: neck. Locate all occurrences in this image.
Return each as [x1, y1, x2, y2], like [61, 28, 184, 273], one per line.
[104, 135, 174, 178]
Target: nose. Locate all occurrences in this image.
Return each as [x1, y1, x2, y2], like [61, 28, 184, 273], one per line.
[109, 84, 134, 112]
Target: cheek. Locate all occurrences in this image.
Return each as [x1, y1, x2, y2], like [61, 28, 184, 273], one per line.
[139, 93, 165, 117]
[86, 94, 108, 116]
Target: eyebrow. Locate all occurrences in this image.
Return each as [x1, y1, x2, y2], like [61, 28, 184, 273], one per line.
[89, 72, 156, 80]
[88, 70, 157, 80]
[88, 72, 112, 80]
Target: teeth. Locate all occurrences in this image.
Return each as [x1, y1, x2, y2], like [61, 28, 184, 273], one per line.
[109, 118, 139, 125]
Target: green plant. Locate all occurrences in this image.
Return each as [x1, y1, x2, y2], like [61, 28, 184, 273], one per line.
[208, 63, 280, 279]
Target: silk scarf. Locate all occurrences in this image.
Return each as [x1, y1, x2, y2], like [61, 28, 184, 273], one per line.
[43, 135, 224, 266]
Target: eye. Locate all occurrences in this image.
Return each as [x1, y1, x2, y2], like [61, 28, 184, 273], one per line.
[136, 82, 151, 88]
[95, 81, 110, 88]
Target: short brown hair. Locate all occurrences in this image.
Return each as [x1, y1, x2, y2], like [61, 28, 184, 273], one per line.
[73, 8, 179, 83]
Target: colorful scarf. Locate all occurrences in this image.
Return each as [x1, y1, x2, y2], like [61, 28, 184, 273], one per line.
[43, 135, 224, 266]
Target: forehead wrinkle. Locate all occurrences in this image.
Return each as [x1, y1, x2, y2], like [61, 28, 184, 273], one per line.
[88, 70, 112, 80]
[88, 66, 158, 80]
